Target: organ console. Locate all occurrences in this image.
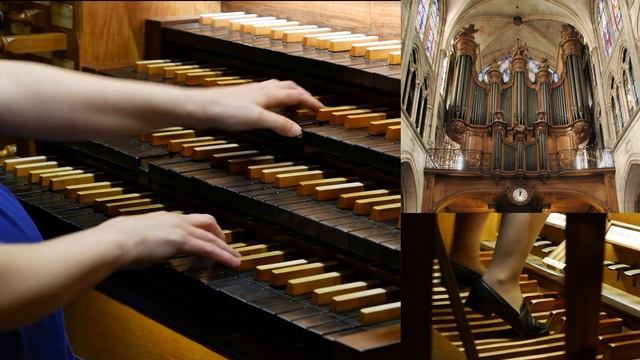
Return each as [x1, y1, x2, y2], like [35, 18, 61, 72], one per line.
[0, 3, 401, 359]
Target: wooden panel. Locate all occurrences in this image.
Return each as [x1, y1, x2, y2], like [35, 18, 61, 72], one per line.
[221, 1, 400, 39]
[78, 1, 220, 67]
[64, 289, 226, 360]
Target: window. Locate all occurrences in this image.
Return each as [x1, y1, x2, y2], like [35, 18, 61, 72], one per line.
[609, 0, 623, 33]
[622, 48, 640, 113]
[597, 0, 613, 57]
[439, 55, 449, 94]
[416, 0, 428, 41]
[477, 56, 559, 84]
[424, 0, 439, 59]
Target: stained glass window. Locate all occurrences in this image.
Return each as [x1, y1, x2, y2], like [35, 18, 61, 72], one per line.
[424, 0, 439, 59]
[609, 0, 623, 33]
[440, 55, 449, 94]
[477, 56, 558, 84]
[498, 56, 511, 83]
[597, 0, 613, 57]
[416, 0, 428, 41]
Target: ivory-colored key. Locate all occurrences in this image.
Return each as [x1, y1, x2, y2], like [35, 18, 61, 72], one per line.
[163, 65, 200, 78]
[118, 203, 165, 216]
[251, 21, 299, 35]
[149, 130, 195, 145]
[237, 250, 286, 272]
[316, 106, 360, 121]
[274, 170, 323, 188]
[202, 76, 242, 87]
[368, 119, 400, 135]
[50, 173, 95, 191]
[185, 71, 227, 85]
[212, 150, 260, 167]
[313, 182, 365, 201]
[227, 155, 274, 173]
[242, 19, 289, 33]
[287, 271, 351, 296]
[331, 286, 399, 313]
[180, 140, 227, 157]
[234, 244, 269, 256]
[386, 125, 401, 140]
[77, 187, 124, 205]
[198, 12, 243, 25]
[104, 198, 152, 217]
[303, 31, 352, 47]
[222, 228, 245, 243]
[93, 193, 142, 209]
[329, 36, 379, 52]
[350, 40, 401, 56]
[174, 69, 216, 83]
[30, 166, 73, 183]
[370, 203, 401, 221]
[4, 156, 46, 171]
[191, 144, 240, 161]
[229, 242, 250, 249]
[211, 14, 257, 28]
[318, 34, 365, 50]
[247, 162, 295, 180]
[168, 136, 218, 152]
[365, 45, 401, 60]
[216, 79, 252, 86]
[260, 165, 309, 183]
[139, 127, 183, 142]
[39, 170, 84, 187]
[135, 59, 171, 72]
[312, 281, 378, 305]
[64, 181, 111, 199]
[359, 301, 401, 325]
[14, 161, 57, 176]
[146, 62, 190, 75]
[255, 259, 309, 281]
[388, 51, 401, 65]
[282, 28, 331, 43]
[338, 189, 389, 209]
[270, 261, 337, 286]
[298, 177, 347, 196]
[229, 16, 276, 31]
[353, 195, 401, 215]
[330, 109, 373, 125]
[271, 25, 317, 40]
[345, 113, 387, 129]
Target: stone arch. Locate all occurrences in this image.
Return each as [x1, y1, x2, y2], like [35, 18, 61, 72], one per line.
[620, 156, 640, 211]
[401, 160, 421, 213]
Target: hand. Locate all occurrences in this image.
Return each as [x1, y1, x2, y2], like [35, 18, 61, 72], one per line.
[95, 211, 240, 269]
[196, 79, 323, 137]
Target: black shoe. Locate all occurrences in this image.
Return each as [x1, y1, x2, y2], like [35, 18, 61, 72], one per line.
[441, 262, 483, 289]
[465, 278, 549, 337]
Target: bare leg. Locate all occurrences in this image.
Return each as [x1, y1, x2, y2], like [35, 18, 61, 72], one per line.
[449, 213, 490, 274]
[483, 213, 549, 310]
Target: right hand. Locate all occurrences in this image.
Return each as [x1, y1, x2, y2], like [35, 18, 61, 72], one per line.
[95, 211, 240, 269]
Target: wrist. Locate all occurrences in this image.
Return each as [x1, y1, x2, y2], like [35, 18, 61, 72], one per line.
[92, 218, 133, 269]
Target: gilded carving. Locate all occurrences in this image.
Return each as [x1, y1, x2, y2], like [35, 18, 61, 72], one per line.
[454, 24, 479, 57]
[560, 24, 582, 57]
[447, 119, 467, 145]
[571, 120, 592, 145]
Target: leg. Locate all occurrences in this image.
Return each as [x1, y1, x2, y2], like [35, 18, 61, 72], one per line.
[483, 213, 549, 310]
[449, 213, 490, 274]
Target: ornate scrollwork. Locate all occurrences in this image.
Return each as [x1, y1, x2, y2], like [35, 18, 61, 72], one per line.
[454, 24, 479, 57]
[560, 24, 582, 57]
[447, 119, 467, 145]
[571, 120, 592, 145]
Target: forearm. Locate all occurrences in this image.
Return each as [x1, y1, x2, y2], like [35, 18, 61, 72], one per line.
[0, 60, 208, 140]
[0, 226, 126, 331]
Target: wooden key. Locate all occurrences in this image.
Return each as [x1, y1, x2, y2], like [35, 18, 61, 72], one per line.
[146, 62, 191, 75]
[0, 33, 66, 54]
[211, 14, 257, 28]
[50, 173, 94, 191]
[303, 31, 352, 47]
[330, 109, 374, 125]
[229, 16, 276, 31]
[359, 301, 401, 325]
[368, 119, 400, 135]
[316, 106, 360, 121]
[270, 25, 315, 39]
[255, 259, 309, 281]
[4, 156, 46, 171]
[149, 130, 195, 145]
[237, 250, 286, 272]
[234, 244, 269, 256]
[77, 187, 124, 205]
[318, 34, 366, 50]
[104, 198, 152, 217]
[202, 76, 242, 87]
[139, 127, 183, 142]
[313, 182, 365, 201]
[365, 45, 401, 60]
[386, 125, 400, 140]
[353, 195, 401, 215]
[370, 203, 401, 221]
[338, 189, 390, 209]
[198, 12, 244, 25]
[211, 150, 260, 166]
[270, 261, 337, 286]
[287, 271, 351, 296]
[344, 113, 387, 129]
[39, 170, 84, 187]
[603, 339, 640, 360]
[191, 144, 240, 161]
[174, 69, 216, 83]
[282, 28, 331, 43]
[216, 79, 253, 86]
[93, 193, 142, 209]
[329, 36, 379, 52]
[180, 140, 227, 157]
[251, 21, 299, 35]
[14, 161, 57, 176]
[388, 51, 401, 65]
[30, 166, 73, 183]
[274, 170, 323, 188]
[64, 181, 111, 199]
[118, 203, 165, 216]
[247, 162, 295, 180]
[260, 165, 309, 183]
[227, 155, 274, 173]
[331, 286, 399, 313]
[185, 71, 227, 85]
[168, 136, 219, 152]
[163, 65, 200, 78]
[135, 59, 172, 72]
[222, 228, 245, 243]
[298, 177, 347, 196]
[599, 331, 640, 354]
[312, 280, 379, 305]
[351, 40, 401, 56]
[229, 242, 250, 249]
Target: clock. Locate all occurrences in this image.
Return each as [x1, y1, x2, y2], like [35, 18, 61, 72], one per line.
[511, 186, 529, 204]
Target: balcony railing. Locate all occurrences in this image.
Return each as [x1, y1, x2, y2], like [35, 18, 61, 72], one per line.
[554, 148, 615, 172]
[425, 149, 484, 172]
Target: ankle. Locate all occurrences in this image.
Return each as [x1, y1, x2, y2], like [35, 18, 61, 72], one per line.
[449, 257, 486, 274]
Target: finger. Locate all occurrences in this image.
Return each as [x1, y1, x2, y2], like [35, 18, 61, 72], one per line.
[183, 236, 240, 268]
[258, 109, 302, 137]
[262, 83, 324, 111]
[185, 225, 240, 258]
[184, 213, 226, 241]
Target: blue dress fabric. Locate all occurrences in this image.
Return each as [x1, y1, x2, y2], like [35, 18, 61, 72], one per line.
[0, 184, 75, 359]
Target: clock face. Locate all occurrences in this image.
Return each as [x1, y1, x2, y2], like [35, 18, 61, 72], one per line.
[512, 187, 529, 203]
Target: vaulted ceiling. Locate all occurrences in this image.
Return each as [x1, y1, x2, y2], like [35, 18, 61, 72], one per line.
[442, 0, 595, 68]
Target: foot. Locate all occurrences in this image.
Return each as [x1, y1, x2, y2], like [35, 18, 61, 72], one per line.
[482, 275, 523, 311]
[465, 279, 548, 337]
[443, 261, 482, 289]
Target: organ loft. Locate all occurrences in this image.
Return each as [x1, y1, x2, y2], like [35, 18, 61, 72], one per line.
[425, 24, 618, 212]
